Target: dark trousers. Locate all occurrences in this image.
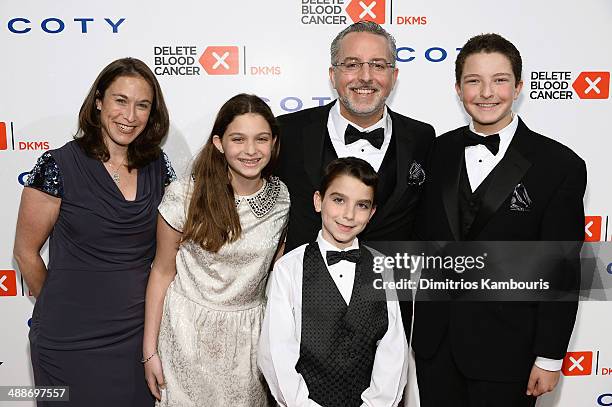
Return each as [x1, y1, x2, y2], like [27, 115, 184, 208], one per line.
[415, 334, 537, 407]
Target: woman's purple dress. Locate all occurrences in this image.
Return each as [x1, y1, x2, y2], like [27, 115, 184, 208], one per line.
[25, 141, 175, 406]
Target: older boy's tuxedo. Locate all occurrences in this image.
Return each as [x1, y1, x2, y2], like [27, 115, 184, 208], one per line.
[412, 117, 586, 405]
[276, 101, 435, 252]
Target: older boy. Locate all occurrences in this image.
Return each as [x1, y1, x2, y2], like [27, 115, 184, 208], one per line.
[412, 34, 586, 406]
[259, 157, 408, 407]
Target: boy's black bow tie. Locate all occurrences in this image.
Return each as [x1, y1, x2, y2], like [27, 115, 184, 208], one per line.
[464, 130, 500, 155]
[344, 124, 384, 149]
[326, 249, 360, 265]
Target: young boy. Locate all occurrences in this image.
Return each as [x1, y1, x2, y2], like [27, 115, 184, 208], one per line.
[258, 157, 408, 407]
[412, 34, 586, 406]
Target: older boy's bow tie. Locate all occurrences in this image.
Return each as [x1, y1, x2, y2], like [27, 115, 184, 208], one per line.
[344, 124, 384, 149]
[326, 249, 360, 265]
[464, 130, 500, 155]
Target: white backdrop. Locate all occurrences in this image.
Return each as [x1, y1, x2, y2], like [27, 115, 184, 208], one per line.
[1, 0, 611, 406]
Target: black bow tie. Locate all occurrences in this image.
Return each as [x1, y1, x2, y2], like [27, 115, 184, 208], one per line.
[344, 124, 384, 149]
[326, 249, 360, 266]
[464, 130, 500, 155]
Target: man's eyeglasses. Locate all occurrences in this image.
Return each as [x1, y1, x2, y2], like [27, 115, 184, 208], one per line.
[332, 60, 395, 73]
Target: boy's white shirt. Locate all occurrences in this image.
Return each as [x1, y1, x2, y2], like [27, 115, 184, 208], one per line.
[258, 231, 409, 407]
[465, 112, 519, 192]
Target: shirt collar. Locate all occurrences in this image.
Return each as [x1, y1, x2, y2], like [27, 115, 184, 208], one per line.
[468, 112, 519, 156]
[330, 100, 389, 143]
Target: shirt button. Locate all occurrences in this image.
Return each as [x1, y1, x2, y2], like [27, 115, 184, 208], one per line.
[361, 149, 365, 152]
[339, 274, 343, 278]
[478, 159, 483, 163]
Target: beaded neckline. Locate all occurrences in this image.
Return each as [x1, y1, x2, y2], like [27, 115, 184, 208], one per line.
[234, 176, 281, 218]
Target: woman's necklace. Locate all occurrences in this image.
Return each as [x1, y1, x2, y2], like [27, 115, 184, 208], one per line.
[106, 159, 127, 185]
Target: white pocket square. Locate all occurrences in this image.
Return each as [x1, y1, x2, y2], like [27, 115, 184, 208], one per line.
[408, 161, 426, 186]
[510, 183, 532, 211]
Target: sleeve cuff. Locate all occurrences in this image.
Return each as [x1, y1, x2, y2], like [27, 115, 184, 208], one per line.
[534, 357, 563, 371]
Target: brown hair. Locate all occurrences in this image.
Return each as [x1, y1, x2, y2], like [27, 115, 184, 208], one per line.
[75, 57, 169, 169]
[320, 157, 378, 205]
[182, 94, 280, 252]
[455, 33, 522, 84]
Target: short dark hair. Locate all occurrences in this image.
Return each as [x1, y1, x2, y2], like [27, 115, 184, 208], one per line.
[76, 57, 169, 169]
[320, 157, 378, 205]
[455, 33, 522, 84]
[330, 21, 397, 64]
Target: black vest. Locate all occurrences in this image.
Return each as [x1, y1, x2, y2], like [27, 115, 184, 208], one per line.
[458, 160, 495, 239]
[296, 243, 388, 407]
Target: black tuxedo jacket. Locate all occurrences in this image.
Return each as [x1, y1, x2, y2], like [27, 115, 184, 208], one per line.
[276, 101, 435, 252]
[412, 118, 586, 381]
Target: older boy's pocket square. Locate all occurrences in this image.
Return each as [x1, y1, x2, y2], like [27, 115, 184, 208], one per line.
[408, 161, 426, 186]
[510, 183, 532, 212]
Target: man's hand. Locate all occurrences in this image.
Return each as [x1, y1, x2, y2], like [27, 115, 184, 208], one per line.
[526, 364, 560, 397]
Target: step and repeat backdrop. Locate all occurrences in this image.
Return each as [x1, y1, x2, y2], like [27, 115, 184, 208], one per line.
[1, 0, 611, 406]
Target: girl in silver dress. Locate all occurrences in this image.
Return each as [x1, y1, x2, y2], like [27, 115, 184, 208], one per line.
[143, 94, 289, 406]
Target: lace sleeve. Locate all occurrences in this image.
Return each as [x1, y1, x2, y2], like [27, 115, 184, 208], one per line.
[162, 151, 177, 187]
[24, 151, 64, 198]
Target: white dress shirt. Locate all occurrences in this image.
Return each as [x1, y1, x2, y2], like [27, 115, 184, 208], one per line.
[464, 114, 562, 372]
[258, 231, 409, 407]
[464, 113, 518, 192]
[327, 101, 392, 172]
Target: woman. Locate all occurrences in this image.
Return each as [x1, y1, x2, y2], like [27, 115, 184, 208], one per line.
[13, 57, 176, 406]
[143, 94, 289, 406]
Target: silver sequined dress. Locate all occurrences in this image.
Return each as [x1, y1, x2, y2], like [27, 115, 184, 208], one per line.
[157, 176, 289, 407]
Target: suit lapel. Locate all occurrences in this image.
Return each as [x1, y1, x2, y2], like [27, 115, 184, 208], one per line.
[367, 108, 413, 230]
[467, 120, 533, 238]
[303, 103, 335, 188]
[441, 131, 465, 241]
